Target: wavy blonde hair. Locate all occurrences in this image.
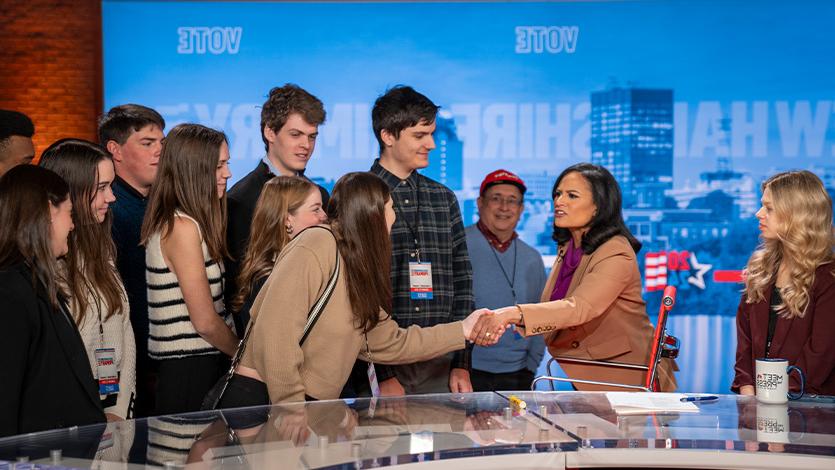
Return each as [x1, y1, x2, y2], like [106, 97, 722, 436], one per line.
[744, 170, 835, 318]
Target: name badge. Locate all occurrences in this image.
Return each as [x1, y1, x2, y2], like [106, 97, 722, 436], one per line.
[94, 348, 119, 396]
[409, 262, 433, 300]
[367, 362, 381, 398]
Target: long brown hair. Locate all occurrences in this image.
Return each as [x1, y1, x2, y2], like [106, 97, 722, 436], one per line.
[328, 172, 392, 332]
[0, 165, 70, 308]
[39, 138, 125, 324]
[744, 170, 835, 318]
[232, 176, 315, 313]
[140, 124, 230, 261]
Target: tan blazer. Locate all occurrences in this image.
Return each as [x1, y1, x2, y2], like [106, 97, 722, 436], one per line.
[516, 235, 677, 392]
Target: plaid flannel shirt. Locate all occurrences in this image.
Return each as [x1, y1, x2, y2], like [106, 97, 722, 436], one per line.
[370, 160, 474, 381]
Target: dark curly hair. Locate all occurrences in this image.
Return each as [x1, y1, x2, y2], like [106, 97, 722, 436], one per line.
[260, 84, 326, 152]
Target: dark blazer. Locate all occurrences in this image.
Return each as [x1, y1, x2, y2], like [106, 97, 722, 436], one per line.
[224, 161, 329, 323]
[0, 263, 105, 438]
[733, 262, 835, 396]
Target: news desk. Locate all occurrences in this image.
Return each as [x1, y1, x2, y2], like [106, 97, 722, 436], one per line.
[1, 392, 833, 469]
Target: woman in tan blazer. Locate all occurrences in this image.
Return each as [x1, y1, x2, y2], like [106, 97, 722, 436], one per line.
[475, 163, 676, 391]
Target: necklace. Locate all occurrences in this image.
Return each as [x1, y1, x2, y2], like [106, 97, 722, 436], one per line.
[488, 238, 518, 303]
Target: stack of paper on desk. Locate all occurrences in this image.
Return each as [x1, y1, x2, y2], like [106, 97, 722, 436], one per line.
[605, 392, 699, 415]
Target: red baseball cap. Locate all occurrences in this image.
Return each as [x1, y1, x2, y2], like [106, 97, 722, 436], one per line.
[480, 169, 527, 196]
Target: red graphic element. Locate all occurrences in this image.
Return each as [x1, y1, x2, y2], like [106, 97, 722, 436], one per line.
[713, 270, 744, 283]
[666, 250, 691, 271]
[645, 251, 692, 291]
[644, 252, 668, 291]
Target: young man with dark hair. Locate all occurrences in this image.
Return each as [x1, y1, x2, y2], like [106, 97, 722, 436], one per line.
[98, 103, 165, 417]
[368, 86, 475, 394]
[225, 84, 328, 319]
[0, 109, 35, 176]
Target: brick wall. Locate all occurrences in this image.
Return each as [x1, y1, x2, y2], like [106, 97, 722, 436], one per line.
[0, 0, 102, 158]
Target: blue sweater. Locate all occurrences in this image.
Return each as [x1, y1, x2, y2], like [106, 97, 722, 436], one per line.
[465, 225, 547, 374]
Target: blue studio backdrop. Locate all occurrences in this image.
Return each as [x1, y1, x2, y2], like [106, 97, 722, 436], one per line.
[102, 0, 835, 394]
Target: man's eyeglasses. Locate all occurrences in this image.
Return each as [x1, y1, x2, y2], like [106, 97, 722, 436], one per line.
[485, 195, 523, 207]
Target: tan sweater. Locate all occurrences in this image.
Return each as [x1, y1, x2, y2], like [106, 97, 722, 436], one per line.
[240, 227, 466, 403]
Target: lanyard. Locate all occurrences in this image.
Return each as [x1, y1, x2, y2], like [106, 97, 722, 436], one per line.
[488, 238, 518, 303]
[393, 177, 423, 261]
[364, 333, 374, 363]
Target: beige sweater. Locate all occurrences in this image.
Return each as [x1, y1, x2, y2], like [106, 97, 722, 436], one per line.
[240, 227, 466, 403]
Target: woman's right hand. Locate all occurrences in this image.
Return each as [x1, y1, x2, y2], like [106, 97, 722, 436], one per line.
[463, 308, 513, 346]
[467, 307, 523, 346]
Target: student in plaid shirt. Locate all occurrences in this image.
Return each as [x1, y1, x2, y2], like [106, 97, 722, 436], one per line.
[368, 86, 475, 395]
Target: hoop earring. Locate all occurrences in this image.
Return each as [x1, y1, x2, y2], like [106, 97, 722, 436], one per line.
[285, 225, 293, 235]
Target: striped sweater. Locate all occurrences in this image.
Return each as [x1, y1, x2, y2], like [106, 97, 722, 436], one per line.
[145, 212, 233, 360]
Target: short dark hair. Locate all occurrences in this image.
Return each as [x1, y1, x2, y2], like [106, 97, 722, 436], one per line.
[0, 109, 35, 144]
[97, 104, 165, 146]
[552, 163, 642, 254]
[372, 86, 439, 154]
[260, 84, 326, 152]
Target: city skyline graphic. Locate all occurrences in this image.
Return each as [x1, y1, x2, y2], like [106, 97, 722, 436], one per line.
[103, 0, 835, 394]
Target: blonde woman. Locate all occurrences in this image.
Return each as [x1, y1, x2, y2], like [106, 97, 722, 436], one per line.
[231, 175, 327, 327]
[733, 170, 835, 396]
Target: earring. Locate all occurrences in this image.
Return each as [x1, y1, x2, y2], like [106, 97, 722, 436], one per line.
[286, 225, 293, 235]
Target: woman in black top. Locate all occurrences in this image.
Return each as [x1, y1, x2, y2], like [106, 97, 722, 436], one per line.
[0, 165, 105, 437]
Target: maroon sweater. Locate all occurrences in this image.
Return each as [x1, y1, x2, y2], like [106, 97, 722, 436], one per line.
[733, 262, 835, 395]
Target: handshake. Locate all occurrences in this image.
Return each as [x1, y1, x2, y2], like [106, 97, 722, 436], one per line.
[461, 307, 524, 346]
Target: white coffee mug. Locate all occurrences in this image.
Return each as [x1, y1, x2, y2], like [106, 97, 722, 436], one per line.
[755, 403, 790, 443]
[755, 358, 805, 404]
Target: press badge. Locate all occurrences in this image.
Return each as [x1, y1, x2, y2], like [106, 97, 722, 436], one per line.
[367, 362, 381, 398]
[94, 348, 119, 395]
[409, 262, 433, 300]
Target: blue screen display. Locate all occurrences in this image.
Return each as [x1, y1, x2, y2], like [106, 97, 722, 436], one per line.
[103, 0, 835, 393]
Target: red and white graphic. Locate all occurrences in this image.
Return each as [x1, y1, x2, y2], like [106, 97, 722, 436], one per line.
[644, 252, 668, 291]
[644, 250, 713, 291]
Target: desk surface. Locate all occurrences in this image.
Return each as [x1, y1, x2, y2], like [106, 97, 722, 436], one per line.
[1, 392, 833, 469]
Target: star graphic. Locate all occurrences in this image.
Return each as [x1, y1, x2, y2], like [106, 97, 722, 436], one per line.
[687, 253, 712, 290]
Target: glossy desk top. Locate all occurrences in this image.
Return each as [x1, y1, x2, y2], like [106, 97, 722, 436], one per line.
[1, 392, 833, 469]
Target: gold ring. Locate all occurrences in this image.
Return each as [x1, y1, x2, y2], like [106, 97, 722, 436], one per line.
[486, 332, 492, 338]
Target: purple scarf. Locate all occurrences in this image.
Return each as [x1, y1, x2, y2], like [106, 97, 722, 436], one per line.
[550, 238, 585, 301]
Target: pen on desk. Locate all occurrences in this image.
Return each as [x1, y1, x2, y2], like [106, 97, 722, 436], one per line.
[508, 395, 527, 409]
[680, 395, 719, 402]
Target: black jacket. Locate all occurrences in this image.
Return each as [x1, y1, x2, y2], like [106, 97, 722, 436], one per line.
[224, 161, 329, 328]
[0, 263, 105, 438]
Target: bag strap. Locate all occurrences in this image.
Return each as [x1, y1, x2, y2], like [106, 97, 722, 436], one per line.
[299, 252, 339, 345]
[229, 226, 340, 372]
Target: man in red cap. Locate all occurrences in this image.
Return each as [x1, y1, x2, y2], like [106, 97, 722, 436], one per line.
[466, 169, 547, 391]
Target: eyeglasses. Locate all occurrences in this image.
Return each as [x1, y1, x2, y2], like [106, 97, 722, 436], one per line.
[485, 195, 523, 207]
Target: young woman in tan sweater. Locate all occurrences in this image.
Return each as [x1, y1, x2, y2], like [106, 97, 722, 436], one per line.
[221, 172, 492, 405]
